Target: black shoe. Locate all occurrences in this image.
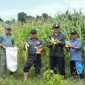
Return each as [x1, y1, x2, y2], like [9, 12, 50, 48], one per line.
[80, 74, 84, 79]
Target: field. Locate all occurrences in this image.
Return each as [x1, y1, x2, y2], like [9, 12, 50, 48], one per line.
[0, 11, 85, 85]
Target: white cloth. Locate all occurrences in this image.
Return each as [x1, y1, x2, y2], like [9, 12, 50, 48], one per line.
[5, 47, 18, 72]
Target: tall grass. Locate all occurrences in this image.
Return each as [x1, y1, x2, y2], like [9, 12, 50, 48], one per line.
[0, 11, 85, 85]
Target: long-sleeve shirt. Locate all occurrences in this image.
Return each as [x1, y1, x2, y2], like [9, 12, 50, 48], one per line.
[48, 33, 66, 57]
[70, 38, 82, 61]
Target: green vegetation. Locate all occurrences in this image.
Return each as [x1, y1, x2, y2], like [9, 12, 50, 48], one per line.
[0, 10, 85, 85]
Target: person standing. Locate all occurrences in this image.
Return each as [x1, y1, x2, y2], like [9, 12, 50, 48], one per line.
[0, 26, 15, 79]
[48, 25, 66, 76]
[69, 31, 84, 78]
[24, 29, 43, 80]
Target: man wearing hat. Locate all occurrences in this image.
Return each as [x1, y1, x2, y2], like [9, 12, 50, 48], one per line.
[68, 31, 84, 78]
[24, 29, 43, 80]
[48, 25, 66, 76]
[0, 26, 15, 79]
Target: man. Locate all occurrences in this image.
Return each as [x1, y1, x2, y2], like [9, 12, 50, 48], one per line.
[24, 29, 43, 80]
[69, 31, 84, 78]
[0, 26, 15, 79]
[48, 25, 66, 76]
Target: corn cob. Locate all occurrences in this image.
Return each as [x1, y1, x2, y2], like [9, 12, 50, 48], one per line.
[35, 45, 44, 54]
[65, 41, 71, 47]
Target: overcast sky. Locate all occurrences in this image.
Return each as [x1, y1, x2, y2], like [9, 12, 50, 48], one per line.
[0, 0, 85, 20]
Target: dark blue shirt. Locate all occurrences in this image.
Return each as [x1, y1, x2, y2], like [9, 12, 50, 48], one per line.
[26, 38, 43, 56]
[48, 32, 66, 57]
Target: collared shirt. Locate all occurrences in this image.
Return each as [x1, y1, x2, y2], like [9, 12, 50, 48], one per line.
[48, 32, 66, 57]
[0, 33, 14, 47]
[70, 38, 82, 61]
[26, 38, 43, 56]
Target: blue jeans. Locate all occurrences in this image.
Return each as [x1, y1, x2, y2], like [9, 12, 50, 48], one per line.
[0, 48, 6, 79]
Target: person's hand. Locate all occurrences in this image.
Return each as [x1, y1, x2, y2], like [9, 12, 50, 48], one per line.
[0, 43, 3, 48]
[35, 45, 44, 54]
[49, 42, 55, 46]
[69, 45, 74, 49]
[57, 41, 61, 44]
[65, 41, 70, 48]
[12, 45, 16, 47]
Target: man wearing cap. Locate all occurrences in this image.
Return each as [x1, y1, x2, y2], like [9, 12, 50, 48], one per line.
[48, 25, 66, 76]
[68, 31, 84, 78]
[0, 26, 15, 79]
[23, 29, 43, 80]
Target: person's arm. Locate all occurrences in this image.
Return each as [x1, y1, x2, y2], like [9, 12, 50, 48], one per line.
[70, 39, 82, 50]
[24, 42, 29, 51]
[47, 36, 54, 48]
[0, 35, 3, 48]
[47, 42, 53, 48]
[0, 43, 3, 48]
[12, 36, 16, 47]
[24, 42, 29, 58]
[58, 34, 66, 46]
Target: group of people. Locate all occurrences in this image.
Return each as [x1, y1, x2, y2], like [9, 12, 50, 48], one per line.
[23, 25, 84, 80]
[0, 25, 84, 80]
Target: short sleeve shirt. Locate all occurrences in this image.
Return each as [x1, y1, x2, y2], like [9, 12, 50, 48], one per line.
[26, 38, 43, 55]
[0, 33, 14, 47]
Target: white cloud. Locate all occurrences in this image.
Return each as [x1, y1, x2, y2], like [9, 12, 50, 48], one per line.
[65, 0, 85, 13]
[30, 0, 85, 16]
[0, 9, 19, 20]
[0, 0, 85, 20]
[30, 3, 62, 16]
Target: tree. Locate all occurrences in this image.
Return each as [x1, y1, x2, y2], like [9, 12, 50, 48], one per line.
[0, 18, 4, 22]
[27, 15, 35, 21]
[36, 15, 40, 19]
[5, 20, 11, 24]
[17, 12, 27, 23]
[42, 13, 48, 21]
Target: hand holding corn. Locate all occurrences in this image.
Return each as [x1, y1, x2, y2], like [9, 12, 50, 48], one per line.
[35, 45, 44, 54]
[48, 38, 60, 45]
[48, 38, 60, 48]
[24, 42, 29, 51]
[65, 41, 71, 48]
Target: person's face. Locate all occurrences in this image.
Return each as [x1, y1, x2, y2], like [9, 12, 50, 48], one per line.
[71, 34, 77, 40]
[5, 28, 11, 34]
[53, 28, 60, 34]
[31, 34, 37, 39]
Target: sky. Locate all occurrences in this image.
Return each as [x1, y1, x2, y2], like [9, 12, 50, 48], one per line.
[0, 0, 85, 20]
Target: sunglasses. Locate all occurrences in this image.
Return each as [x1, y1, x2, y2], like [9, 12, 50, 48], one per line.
[7, 29, 11, 30]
